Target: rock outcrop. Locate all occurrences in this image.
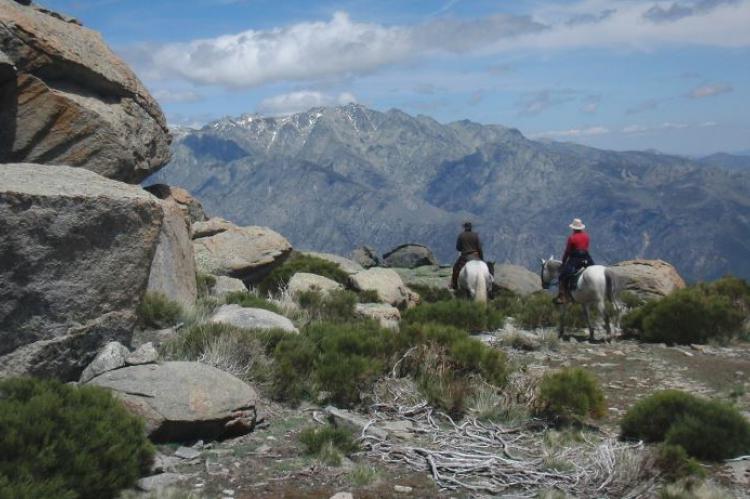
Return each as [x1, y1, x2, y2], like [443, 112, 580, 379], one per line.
[88, 361, 258, 442]
[146, 200, 197, 308]
[351, 246, 381, 269]
[612, 259, 686, 301]
[383, 244, 438, 268]
[0, 0, 171, 182]
[0, 164, 163, 380]
[192, 220, 292, 284]
[349, 268, 418, 308]
[301, 251, 364, 275]
[210, 275, 248, 297]
[210, 304, 298, 333]
[493, 264, 542, 296]
[355, 303, 401, 330]
[288, 272, 343, 297]
[144, 184, 207, 224]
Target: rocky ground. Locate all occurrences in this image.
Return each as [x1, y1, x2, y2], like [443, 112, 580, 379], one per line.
[137, 327, 750, 499]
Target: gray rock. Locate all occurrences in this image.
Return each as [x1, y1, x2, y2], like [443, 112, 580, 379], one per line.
[137, 473, 187, 492]
[611, 259, 686, 301]
[88, 361, 259, 442]
[0, 164, 163, 380]
[174, 446, 201, 460]
[351, 246, 381, 268]
[0, 0, 171, 182]
[355, 303, 400, 330]
[126, 342, 158, 365]
[146, 199, 197, 308]
[288, 272, 343, 297]
[493, 264, 542, 296]
[301, 251, 364, 275]
[193, 222, 292, 284]
[325, 406, 388, 440]
[79, 341, 130, 383]
[210, 304, 297, 333]
[144, 184, 207, 224]
[349, 268, 417, 308]
[191, 217, 234, 239]
[330, 493, 354, 499]
[131, 327, 178, 350]
[383, 243, 439, 268]
[210, 275, 248, 297]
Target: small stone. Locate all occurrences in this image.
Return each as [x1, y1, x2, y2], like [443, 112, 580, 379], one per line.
[394, 485, 413, 493]
[682, 350, 694, 357]
[175, 446, 201, 460]
[126, 342, 159, 365]
[330, 493, 354, 499]
[256, 444, 272, 454]
[222, 490, 235, 496]
[137, 473, 187, 492]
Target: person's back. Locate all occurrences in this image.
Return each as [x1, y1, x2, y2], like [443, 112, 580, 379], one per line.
[451, 222, 483, 289]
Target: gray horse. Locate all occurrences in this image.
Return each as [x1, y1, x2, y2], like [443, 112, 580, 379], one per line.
[540, 257, 619, 341]
[458, 260, 493, 303]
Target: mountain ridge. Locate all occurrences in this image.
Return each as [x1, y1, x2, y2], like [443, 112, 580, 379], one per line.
[148, 104, 750, 282]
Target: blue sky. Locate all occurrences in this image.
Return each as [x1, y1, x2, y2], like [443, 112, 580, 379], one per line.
[41, 0, 750, 155]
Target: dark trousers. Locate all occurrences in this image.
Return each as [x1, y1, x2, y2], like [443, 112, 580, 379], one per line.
[559, 252, 594, 292]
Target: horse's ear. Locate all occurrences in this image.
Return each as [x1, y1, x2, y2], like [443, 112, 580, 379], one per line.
[549, 254, 554, 261]
[539, 258, 545, 265]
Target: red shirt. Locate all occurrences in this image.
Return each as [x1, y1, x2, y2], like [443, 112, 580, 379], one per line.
[563, 231, 590, 261]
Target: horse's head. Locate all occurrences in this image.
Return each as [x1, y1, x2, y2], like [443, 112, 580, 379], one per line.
[539, 256, 560, 290]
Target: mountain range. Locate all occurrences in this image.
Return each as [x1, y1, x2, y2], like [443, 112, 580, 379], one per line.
[147, 103, 750, 282]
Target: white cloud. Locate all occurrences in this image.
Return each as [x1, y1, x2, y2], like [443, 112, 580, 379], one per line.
[531, 126, 610, 138]
[623, 121, 712, 133]
[688, 82, 733, 98]
[257, 90, 356, 116]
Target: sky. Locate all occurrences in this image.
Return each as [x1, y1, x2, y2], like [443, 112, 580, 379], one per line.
[40, 0, 750, 156]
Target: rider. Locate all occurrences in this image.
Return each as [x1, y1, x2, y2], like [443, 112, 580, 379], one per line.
[555, 218, 595, 304]
[451, 221, 484, 289]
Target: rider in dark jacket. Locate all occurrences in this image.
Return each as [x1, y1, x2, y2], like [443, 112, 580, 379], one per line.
[451, 221, 483, 289]
[555, 218, 595, 304]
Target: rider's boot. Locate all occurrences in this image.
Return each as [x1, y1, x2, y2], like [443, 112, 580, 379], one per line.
[553, 288, 568, 305]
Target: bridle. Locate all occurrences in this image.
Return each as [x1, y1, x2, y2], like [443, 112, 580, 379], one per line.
[540, 260, 559, 290]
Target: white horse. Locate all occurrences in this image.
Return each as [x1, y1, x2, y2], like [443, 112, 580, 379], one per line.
[458, 260, 493, 303]
[540, 257, 619, 342]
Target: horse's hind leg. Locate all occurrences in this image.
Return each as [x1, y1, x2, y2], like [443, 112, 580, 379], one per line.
[558, 305, 566, 340]
[583, 305, 595, 342]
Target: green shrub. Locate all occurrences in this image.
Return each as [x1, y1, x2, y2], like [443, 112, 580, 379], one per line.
[223, 291, 282, 314]
[298, 289, 357, 322]
[402, 299, 504, 331]
[536, 368, 606, 421]
[623, 285, 745, 344]
[196, 272, 217, 298]
[620, 390, 750, 461]
[619, 291, 645, 309]
[417, 372, 470, 419]
[356, 289, 381, 303]
[407, 284, 453, 303]
[258, 253, 349, 295]
[0, 378, 154, 499]
[137, 292, 183, 329]
[655, 444, 705, 482]
[299, 425, 359, 465]
[507, 292, 558, 330]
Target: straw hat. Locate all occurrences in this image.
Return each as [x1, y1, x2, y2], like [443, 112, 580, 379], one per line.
[569, 218, 586, 230]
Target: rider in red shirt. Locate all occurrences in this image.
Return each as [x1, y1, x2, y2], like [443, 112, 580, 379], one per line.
[555, 218, 595, 304]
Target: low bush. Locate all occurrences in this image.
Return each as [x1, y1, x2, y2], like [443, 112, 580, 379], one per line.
[535, 368, 606, 421]
[0, 378, 154, 499]
[137, 292, 184, 329]
[620, 390, 750, 461]
[402, 299, 504, 331]
[298, 425, 359, 465]
[257, 253, 349, 295]
[298, 289, 357, 322]
[223, 291, 282, 314]
[622, 285, 746, 345]
[195, 272, 217, 298]
[655, 444, 705, 482]
[407, 283, 453, 304]
[417, 372, 470, 419]
[356, 289, 381, 303]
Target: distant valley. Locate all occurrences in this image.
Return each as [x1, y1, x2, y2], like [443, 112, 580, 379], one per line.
[147, 104, 750, 282]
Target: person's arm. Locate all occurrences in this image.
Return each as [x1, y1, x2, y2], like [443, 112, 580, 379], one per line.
[562, 236, 573, 263]
[456, 236, 462, 253]
[477, 235, 484, 260]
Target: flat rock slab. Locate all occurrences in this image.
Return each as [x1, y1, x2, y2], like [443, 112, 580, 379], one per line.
[79, 341, 129, 383]
[288, 272, 343, 297]
[137, 473, 188, 492]
[493, 264, 542, 296]
[349, 268, 416, 308]
[0, 164, 163, 380]
[88, 361, 258, 443]
[355, 303, 400, 330]
[193, 222, 292, 284]
[0, 0, 170, 182]
[301, 251, 364, 275]
[210, 304, 298, 333]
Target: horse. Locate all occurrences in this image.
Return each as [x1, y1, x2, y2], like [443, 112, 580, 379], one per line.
[540, 257, 619, 342]
[458, 260, 493, 303]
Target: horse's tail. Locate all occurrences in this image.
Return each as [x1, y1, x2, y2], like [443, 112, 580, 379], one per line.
[474, 268, 488, 303]
[604, 267, 619, 304]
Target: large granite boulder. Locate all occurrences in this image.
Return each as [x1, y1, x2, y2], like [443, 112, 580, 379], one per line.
[349, 268, 418, 308]
[301, 251, 364, 275]
[144, 184, 207, 224]
[611, 259, 686, 301]
[210, 304, 297, 333]
[493, 264, 542, 296]
[88, 361, 258, 442]
[382, 244, 439, 268]
[0, 0, 170, 182]
[146, 200, 197, 308]
[351, 246, 381, 269]
[0, 164, 163, 380]
[288, 272, 343, 297]
[355, 303, 400, 330]
[193, 221, 292, 285]
[210, 275, 248, 297]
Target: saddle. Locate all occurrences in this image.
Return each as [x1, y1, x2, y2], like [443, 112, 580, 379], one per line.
[567, 267, 586, 291]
